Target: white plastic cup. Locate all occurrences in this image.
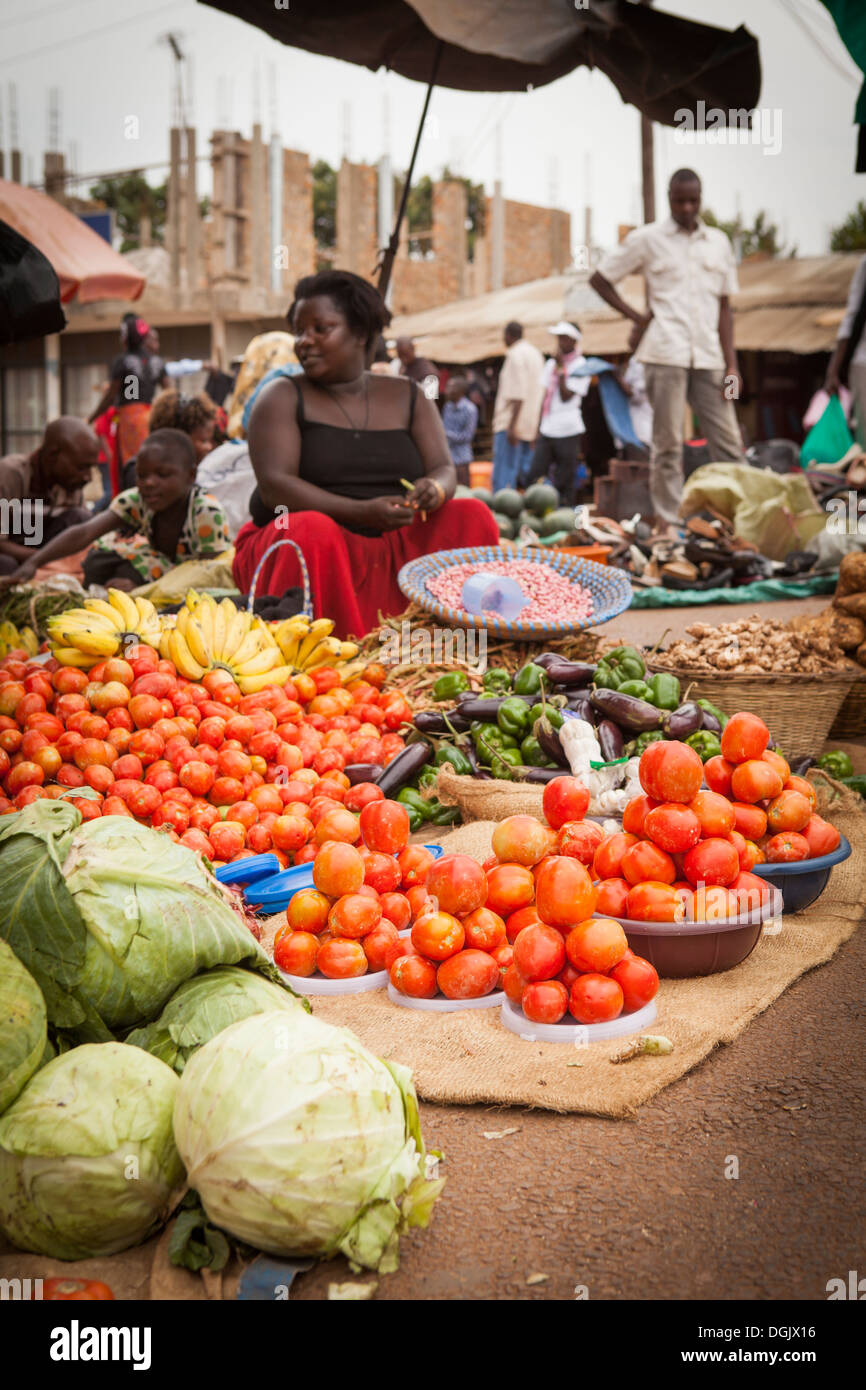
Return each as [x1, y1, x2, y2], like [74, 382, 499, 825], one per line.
[461, 573, 525, 621]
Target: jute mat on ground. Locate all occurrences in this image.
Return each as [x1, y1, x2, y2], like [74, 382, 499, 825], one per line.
[262, 798, 865, 1120]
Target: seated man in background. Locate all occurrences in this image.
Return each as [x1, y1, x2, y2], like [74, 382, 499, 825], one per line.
[0, 417, 98, 576]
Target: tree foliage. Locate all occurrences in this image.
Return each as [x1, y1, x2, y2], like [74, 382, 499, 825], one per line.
[830, 201, 866, 252]
[402, 167, 486, 260]
[89, 174, 167, 253]
[312, 159, 337, 253]
[702, 207, 795, 259]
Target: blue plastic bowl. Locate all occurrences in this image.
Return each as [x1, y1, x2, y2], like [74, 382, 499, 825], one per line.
[752, 834, 851, 914]
[246, 842, 445, 913]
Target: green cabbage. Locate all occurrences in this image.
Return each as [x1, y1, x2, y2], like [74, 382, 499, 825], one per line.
[173, 1010, 443, 1273]
[0, 801, 275, 1038]
[0, 1042, 184, 1259]
[126, 965, 306, 1073]
[0, 939, 46, 1115]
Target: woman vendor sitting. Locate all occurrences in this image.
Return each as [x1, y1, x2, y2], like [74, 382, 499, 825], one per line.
[232, 269, 499, 638]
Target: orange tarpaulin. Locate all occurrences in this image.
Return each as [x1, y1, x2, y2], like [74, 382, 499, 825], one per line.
[0, 179, 145, 305]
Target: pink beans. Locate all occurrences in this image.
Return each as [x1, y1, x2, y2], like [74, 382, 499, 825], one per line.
[426, 561, 594, 625]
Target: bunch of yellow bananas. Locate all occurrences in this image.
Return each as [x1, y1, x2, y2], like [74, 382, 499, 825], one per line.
[46, 590, 161, 668]
[0, 619, 38, 658]
[273, 614, 360, 672]
[161, 591, 296, 694]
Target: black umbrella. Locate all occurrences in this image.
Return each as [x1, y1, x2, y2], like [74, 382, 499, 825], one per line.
[0, 219, 67, 345]
[199, 0, 761, 294]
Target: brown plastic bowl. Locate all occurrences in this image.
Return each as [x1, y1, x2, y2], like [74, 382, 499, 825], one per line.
[614, 887, 783, 979]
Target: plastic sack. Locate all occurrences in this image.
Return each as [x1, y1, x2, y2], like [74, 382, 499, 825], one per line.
[132, 552, 237, 606]
[800, 395, 853, 467]
[802, 387, 852, 431]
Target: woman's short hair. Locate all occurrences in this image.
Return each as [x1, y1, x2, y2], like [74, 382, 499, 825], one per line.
[289, 270, 391, 353]
[149, 390, 217, 435]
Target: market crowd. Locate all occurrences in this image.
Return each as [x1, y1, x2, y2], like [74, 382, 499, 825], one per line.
[6, 165, 838, 636]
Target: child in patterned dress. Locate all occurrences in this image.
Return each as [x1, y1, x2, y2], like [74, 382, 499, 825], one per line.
[1, 429, 229, 591]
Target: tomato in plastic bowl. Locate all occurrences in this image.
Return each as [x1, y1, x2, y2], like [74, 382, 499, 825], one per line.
[751, 834, 851, 915]
[611, 885, 783, 979]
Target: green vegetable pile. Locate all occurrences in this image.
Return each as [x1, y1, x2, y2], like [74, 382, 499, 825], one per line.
[0, 800, 442, 1271]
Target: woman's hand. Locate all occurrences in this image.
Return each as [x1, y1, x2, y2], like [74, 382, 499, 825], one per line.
[407, 476, 446, 514]
[362, 496, 415, 531]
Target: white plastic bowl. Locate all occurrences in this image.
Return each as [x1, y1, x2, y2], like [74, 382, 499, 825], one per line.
[499, 995, 657, 1044]
[387, 981, 504, 1012]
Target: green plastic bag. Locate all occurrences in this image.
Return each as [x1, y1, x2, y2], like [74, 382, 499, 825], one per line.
[800, 395, 853, 467]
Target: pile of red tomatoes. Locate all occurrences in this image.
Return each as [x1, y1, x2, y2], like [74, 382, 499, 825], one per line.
[587, 713, 841, 925]
[0, 645, 410, 866]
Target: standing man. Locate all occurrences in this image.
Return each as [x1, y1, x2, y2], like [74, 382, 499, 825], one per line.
[491, 321, 544, 492]
[395, 336, 438, 395]
[527, 321, 591, 506]
[589, 169, 744, 522]
[824, 253, 866, 443]
[442, 376, 478, 486]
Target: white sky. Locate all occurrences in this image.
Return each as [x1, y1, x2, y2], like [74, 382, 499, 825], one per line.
[0, 0, 862, 257]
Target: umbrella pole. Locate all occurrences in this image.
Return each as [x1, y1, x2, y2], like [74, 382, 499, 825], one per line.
[377, 39, 444, 302]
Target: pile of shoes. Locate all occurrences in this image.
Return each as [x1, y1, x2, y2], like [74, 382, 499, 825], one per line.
[606, 511, 783, 590]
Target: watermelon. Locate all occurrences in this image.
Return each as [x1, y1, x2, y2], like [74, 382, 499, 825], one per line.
[454, 484, 474, 499]
[523, 483, 560, 516]
[539, 507, 577, 537]
[516, 511, 545, 534]
[471, 488, 495, 507]
[492, 488, 523, 519]
[495, 513, 516, 539]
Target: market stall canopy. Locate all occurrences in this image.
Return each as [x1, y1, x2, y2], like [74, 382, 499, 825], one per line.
[198, 0, 761, 123]
[0, 180, 146, 306]
[389, 255, 862, 363]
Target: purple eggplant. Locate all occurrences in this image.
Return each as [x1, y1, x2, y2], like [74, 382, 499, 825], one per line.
[567, 696, 596, 725]
[343, 762, 385, 785]
[375, 740, 432, 796]
[518, 766, 565, 783]
[700, 709, 722, 734]
[597, 719, 624, 762]
[791, 756, 814, 777]
[543, 659, 597, 687]
[535, 716, 569, 768]
[590, 688, 662, 734]
[414, 708, 471, 735]
[663, 701, 704, 740]
[456, 693, 536, 721]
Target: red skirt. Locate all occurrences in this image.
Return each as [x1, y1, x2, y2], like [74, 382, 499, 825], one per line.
[232, 500, 500, 639]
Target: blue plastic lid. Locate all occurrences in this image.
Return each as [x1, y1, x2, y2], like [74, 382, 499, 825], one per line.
[248, 842, 445, 913]
[215, 853, 281, 887]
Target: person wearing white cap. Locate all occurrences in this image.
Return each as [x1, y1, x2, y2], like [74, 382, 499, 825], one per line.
[523, 321, 590, 506]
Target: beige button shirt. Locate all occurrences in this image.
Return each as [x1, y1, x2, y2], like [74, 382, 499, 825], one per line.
[598, 216, 738, 370]
[493, 338, 545, 439]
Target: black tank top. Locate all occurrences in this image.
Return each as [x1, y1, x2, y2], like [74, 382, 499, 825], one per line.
[249, 375, 425, 536]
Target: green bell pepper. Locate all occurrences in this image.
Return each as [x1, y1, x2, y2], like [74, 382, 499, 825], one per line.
[417, 766, 439, 791]
[512, 662, 548, 697]
[624, 729, 665, 757]
[686, 730, 722, 762]
[426, 800, 462, 825]
[397, 787, 431, 822]
[817, 750, 854, 780]
[520, 734, 549, 767]
[646, 672, 681, 711]
[490, 747, 523, 779]
[497, 696, 532, 739]
[482, 667, 512, 694]
[474, 726, 517, 766]
[434, 745, 473, 776]
[604, 645, 646, 683]
[697, 698, 729, 730]
[433, 670, 469, 702]
[618, 679, 652, 700]
[529, 703, 564, 728]
[593, 662, 621, 691]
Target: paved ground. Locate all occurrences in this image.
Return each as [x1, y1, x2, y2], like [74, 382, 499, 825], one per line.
[293, 596, 864, 1303]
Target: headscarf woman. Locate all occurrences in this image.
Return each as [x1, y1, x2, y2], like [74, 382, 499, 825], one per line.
[88, 313, 158, 465]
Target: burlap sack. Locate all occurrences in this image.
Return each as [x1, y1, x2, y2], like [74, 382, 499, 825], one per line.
[274, 806, 865, 1119]
[436, 763, 545, 821]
